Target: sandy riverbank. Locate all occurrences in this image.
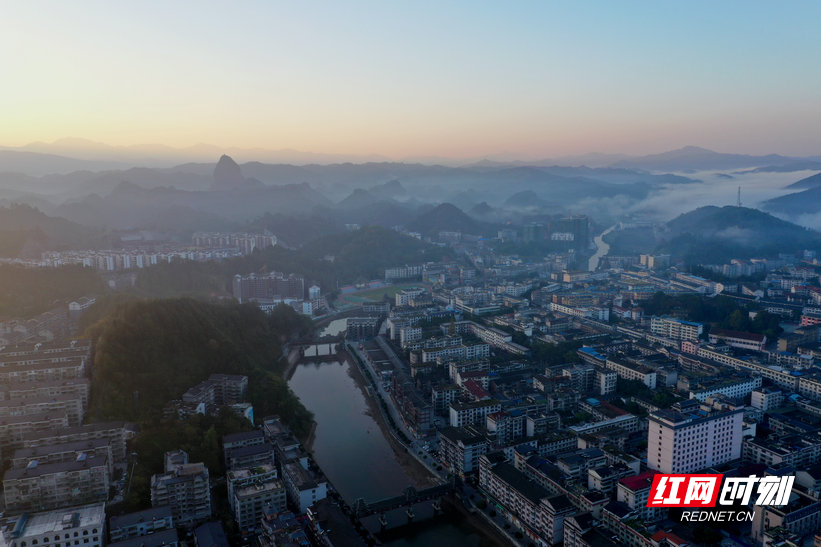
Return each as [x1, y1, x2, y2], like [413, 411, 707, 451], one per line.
[340, 348, 440, 490]
[300, 421, 317, 451]
[282, 346, 302, 380]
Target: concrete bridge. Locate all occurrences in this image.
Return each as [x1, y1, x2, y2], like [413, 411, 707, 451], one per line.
[352, 481, 455, 517]
[290, 342, 343, 363]
[354, 483, 457, 539]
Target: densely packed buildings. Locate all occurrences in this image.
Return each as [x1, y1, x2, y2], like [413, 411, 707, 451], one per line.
[347, 239, 821, 546]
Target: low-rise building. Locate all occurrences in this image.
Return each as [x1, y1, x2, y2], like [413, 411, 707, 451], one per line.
[751, 387, 784, 411]
[616, 470, 663, 521]
[438, 427, 488, 476]
[3, 456, 109, 513]
[108, 528, 180, 547]
[449, 399, 502, 428]
[282, 461, 328, 513]
[11, 439, 114, 477]
[708, 328, 766, 351]
[151, 451, 212, 527]
[0, 503, 106, 547]
[109, 506, 175, 542]
[227, 464, 286, 534]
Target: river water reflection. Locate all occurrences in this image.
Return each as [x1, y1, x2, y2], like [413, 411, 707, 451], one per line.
[288, 359, 413, 503]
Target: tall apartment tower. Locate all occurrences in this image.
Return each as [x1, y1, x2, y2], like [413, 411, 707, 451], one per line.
[647, 402, 743, 474]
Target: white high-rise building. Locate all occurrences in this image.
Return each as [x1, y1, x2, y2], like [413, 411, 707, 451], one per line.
[647, 403, 743, 474]
[650, 316, 703, 342]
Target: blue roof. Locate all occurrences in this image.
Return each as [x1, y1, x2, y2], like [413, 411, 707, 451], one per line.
[579, 347, 605, 359]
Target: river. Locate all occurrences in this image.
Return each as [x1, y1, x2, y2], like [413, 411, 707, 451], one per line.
[288, 357, 413, 503]
[319, 318, 347, 337]
[588, 224, 617, 271]
[290, 348, 501, 545]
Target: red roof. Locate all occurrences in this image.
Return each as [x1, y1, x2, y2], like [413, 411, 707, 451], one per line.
[651, 530, 689, 546]
[463, 379, 490, 400]
[600, 402, 628, 416]
[618, 470, 659, 491]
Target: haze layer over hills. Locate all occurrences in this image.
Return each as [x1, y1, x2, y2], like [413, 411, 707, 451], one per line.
[0, 142, 819, 257]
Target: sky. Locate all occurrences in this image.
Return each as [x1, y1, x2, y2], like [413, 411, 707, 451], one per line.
[1, 1, 820, 159]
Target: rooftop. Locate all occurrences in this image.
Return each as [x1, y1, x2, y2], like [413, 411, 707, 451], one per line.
[110, 506, 173, 530]
[2, 503, 105, 540]
[108, 528, 179, 547]
[4, 455, 108, 479]
[222, 429, 264, 445]
[618, 470, 659, 492]
[710, 329, 765, 342]
[492, 462, 550, 505]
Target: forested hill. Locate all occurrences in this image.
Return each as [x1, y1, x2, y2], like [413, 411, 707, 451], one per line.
[0, 264, 103, 319]
[87, 298, 314, 433]
[133, 225, 453, 297]
[605, 205, 821, 263]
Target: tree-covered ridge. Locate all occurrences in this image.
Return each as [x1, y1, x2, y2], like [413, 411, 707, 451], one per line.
[132, 225, 453, 297]
[0, 264, 103, 319]
[300, 225, 453, 281]
[605, 206, 821, 263]
[87, 298, 314, 435]
[0, 203, 110, 258]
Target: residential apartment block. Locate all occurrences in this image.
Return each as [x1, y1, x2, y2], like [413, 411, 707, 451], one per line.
[647, 402, 743, 474]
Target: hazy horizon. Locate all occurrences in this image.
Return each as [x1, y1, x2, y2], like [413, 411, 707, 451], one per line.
[3, 2, 820, 159]
[1, 137, 819, 167]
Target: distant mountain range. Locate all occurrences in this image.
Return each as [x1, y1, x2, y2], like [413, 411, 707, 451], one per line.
[785, 172, 821, 190]
[759, 172, 821, 215]
[0, 204, 110, 257]
[1, 137, 388, 167]
[611, 146, 821, 172]
[2, 143, 821, 257]
[2, 139, 819, 173]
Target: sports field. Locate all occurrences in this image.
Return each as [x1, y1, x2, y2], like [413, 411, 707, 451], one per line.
[339, 282, 427, 304]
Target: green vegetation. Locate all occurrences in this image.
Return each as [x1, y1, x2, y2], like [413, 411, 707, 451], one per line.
[530, 340, 583, 365]
[715, 309, 783, 340]
[119, 409, 254, 513]
[604, 206, 821, 263]
[90, 297, 316, 521]
[642, 292, 741, 324]
[406, 203, 492, 237]
[688, 265, 767, 285]
[602, 226, 657, 255]
[616, 378, 680, 408]
[660, 206, 821, 263]
[132, 226, 452, 298]
[133, 258, 235, 297]
[642, 291, 783, 339]
[300, 226, 453, 282]
[0, 204, 110, 258]
[0, 264, 104, 319]
[87, 298, 313, 431]
[247, 212, 344, 247]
